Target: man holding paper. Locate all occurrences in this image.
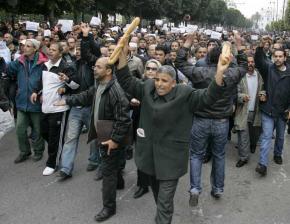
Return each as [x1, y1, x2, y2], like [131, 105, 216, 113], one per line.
[31, 42, 77, 176]
[54, 56, 131, 222]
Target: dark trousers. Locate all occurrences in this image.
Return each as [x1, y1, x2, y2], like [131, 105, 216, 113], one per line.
[137, 169, 149, 188]
[16, 111, 44, 156]
[40, 112, 64, 169]
[237, 112, 261, 160]
[101, 146, 123, 211]
[149, 175, 178, 224]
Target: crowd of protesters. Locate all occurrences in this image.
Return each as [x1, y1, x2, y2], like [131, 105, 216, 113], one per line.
[1, 19, 290, 223]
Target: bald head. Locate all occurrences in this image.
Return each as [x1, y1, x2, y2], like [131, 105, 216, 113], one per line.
[94, 57, 113, 81]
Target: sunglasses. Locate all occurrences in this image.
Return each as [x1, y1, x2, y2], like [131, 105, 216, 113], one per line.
[146, 67, 157, 71]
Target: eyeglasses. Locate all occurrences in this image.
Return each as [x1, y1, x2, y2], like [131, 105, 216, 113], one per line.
[146, 67, 157, 71]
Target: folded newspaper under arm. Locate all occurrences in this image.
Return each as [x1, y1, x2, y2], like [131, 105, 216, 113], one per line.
[96, 120, 132, 145]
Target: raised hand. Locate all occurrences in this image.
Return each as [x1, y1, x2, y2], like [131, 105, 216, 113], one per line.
[80, 22, 90, 37]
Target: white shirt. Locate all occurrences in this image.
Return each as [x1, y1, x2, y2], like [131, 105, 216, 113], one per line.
[42, 71, 69, 113]
[45, 58, 62, 71]
[246, 71, 258, 111]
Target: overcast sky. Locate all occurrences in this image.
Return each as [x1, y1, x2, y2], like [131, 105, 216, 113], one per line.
[235, 0, 285, 18]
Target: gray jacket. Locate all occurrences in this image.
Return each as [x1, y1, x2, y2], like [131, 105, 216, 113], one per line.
[234, 70, 264, 130]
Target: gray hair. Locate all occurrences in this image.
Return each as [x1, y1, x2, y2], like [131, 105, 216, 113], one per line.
[157, 65, 176, 80]
[145, 59, 161, 69]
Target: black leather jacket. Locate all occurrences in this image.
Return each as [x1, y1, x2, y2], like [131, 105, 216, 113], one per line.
[66, 78, 131, 144]
[175, 47, 247, 119]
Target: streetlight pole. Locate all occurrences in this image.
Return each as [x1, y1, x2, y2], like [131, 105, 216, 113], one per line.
[276, 0, 279, 21]
[282, 0, 286, 20]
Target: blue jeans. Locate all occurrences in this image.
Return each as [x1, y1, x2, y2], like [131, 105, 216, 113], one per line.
[60, 107, 100, 175]
[190, 116, 229, 194]
[259, 112, 286, 166]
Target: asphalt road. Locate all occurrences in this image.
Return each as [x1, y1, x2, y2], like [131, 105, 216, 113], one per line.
[1, 130, 290, 224]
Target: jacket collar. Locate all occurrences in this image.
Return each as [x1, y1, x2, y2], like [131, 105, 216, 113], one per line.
[18, 51, 48, 66]
[95, 76, 116, 92]
[153, 87, 176, 102]
[44, 58, 62, 71]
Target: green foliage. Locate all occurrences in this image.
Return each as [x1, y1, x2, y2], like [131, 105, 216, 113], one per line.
[283, 0, 290, 30]
[225, 8, 253, 28]
[267, 20, 287, 31]
[205, 0, 227, 24]
[0, 0, 253, 28]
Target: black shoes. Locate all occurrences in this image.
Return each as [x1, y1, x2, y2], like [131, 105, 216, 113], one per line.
[87, 164, 98, 172]
[14, 152, 31, 163]
[189, 192, 199, 207]
[255, 163, 267, 176]
[32, 154, 43, 162]
[133, 187, 149, 199]
[236, 159, 248, 168]
[202, 155, 211, 164]
[57, 171, 72, 182]
[94, 167, 103, 181]
[94, 208, 116, 222]
[210, 191, 222, 199]
[274, 156, 283, 165]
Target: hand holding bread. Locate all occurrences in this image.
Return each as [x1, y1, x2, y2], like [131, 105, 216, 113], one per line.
[108, 17, 140, 65]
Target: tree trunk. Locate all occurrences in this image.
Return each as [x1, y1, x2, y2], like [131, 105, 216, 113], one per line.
[101, 12, 108, 26]
[113, 14, 116, 25]
[48, 9, 55, 27]
[73, 11, 78, 24]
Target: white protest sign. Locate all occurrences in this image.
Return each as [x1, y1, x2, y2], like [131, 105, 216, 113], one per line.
[251, 35, 259, 41]
[141, 28, 147, 33]
[180, 27, 186, 33]
[26, 21, 39, 31]
[204, 29, 212, 35]
[198, 28, 205, 33]
[162, 24, 168, 32]
[57, 20, 73, 33]
[90, 17, 101, 26]
[110, 26, 119, 32]
[155, 19, 163, 26]
[171, 27, 180, 34]
[210, 31, 222, 40]
[44, 29, 51, 37]
[216, 26, 223, 32]
[186, 25, 198, 33]
[0, 41, 11, 63]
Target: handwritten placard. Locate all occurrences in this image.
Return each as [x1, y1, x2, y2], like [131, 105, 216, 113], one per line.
[57, 20, 73, 33]
[26, 21, 39, 31]
[90, 17, 101, 26]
